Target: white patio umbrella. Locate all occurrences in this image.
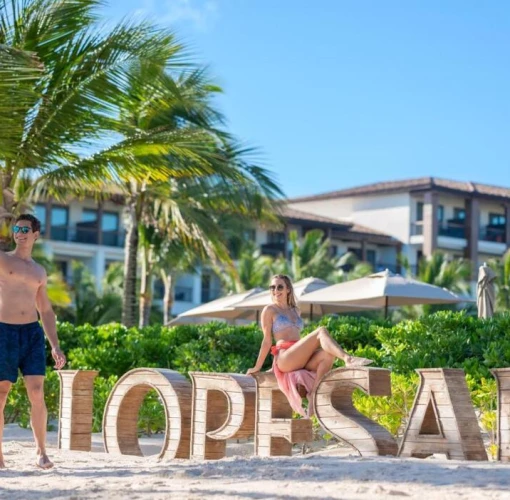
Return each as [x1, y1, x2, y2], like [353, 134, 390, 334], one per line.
[167, 287, 263, 325]
[233, 277, 377, 319]
[299, 269, 471, 317]
[477, 263, 497, 319]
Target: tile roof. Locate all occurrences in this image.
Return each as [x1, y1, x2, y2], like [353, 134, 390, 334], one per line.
[289, 177, 510, 203]
[281, 206, 399, 245]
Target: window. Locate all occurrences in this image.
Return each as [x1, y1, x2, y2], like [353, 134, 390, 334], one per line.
[416, 202, 423, 221]
[34, 204, 46, 235]
[76, 209, 98, 244]
[102, 212, 120, 246]
[489, 213, 506, 226]
[50, 206, 69, 241]
[416, 202, 443, 222]
[437, 205, 444, 222]
[453, 208, 466, 221]
[366, 250, 376, 267]
[267, 231, 285, 244]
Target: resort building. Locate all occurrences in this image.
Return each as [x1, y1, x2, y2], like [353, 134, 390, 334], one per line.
[33, 177, 510, 314]
[287, 177, 510, 278]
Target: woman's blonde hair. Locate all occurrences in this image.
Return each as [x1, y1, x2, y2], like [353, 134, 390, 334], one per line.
[271, 274, 298, 309]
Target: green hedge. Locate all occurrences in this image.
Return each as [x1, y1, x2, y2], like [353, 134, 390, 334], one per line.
[8, 311, 510, 446]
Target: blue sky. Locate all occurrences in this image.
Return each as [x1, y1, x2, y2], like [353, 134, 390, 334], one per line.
[102, 1, 510, 198]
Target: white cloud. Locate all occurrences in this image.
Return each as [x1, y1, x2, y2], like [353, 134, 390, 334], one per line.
[160, 0, 219, 31]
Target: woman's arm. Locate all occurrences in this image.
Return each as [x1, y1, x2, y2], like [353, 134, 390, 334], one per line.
[246, 306, 273, 375]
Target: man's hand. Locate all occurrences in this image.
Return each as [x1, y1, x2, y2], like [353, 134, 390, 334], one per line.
[51, 347, 66, 370]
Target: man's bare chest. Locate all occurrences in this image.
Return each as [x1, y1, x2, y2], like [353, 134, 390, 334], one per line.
[2, 257, 44, 286]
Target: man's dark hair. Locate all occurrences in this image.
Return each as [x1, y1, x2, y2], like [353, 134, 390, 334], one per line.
[15, 213, 41, 233]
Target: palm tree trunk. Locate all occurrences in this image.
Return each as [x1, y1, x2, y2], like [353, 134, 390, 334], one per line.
[122, 199, 139, 327]
[161, 270, 173, 325]
[139, 257, 153, 328]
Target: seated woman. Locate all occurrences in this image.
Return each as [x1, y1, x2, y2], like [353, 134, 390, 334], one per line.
[246, 274, 372, 416]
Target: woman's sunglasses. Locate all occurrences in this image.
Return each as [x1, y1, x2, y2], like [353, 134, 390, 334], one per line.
[269, 284, 285, 292]
[12, 225, 32, 234]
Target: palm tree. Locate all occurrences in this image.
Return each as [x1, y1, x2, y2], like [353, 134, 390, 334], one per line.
[489, 250, 510, 311]
[221, 240, 274, 292]
[402, 251, 471, 317]
[136, 173, 281, 327]
[0, 0, 283, 326]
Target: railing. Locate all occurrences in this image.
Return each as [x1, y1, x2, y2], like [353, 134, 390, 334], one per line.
[410, 223, 423, 236]
[260, 242, 285, 257]
[480, 225, 506, 243]
[46, 225, 125, 247]
[201, 288, 222, 303]
[174, 286, 193, 302]
[438, 222, 465, 239]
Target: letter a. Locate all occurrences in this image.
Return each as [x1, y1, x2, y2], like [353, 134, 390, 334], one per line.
[399, 369, 487, 460]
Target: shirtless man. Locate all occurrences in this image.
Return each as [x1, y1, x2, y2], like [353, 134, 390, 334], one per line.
[0, 214, 66, 469]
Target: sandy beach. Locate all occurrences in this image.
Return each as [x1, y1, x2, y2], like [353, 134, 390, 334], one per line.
[1, 424, 510, 499]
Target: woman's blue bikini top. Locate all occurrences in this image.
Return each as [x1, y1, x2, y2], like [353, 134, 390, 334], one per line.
[272, 309, 304, 334]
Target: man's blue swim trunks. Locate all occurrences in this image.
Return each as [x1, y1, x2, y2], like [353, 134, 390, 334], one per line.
[0, 321, 46, 383]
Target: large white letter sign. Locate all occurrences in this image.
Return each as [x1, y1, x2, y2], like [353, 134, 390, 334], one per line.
[315, 367, 398, 456]
[399, 369, 487, 460]
[189, 372, 256, 460]
[58, 370, 98, 451]
[251, 372, 313, 457]
[103, 368, 192, 459]
[491, 368, 510, 462]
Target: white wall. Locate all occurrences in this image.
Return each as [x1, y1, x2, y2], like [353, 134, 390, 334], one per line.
[290, 193, 411, 243]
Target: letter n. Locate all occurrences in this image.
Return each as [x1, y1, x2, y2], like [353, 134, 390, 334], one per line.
[399, 369, 487, 460]
[251, 372, 313, 457]
[103, 368, 192, 459]
[189, 372, 256, 459]
[58, 370, 98, 451]
[491, 368, 510, 462]
[315, 367, 398, 456]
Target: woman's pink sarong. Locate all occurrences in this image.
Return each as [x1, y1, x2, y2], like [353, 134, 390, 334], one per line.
[270, 341, 316, 417]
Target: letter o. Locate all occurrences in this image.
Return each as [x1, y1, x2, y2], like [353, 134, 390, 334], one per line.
[103, 368, 191, 459]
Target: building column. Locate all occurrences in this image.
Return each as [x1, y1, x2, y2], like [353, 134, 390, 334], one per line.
[505, 203, 510, 250]
[395, 243, 403, 274]
[192, 272, 202, 305]
[422, 191, 438, 258]
[97, 201, 104, 246]
[92, 248, 106, 293]
[45, 198, 52, 239]
[360, 239, 367, 262]
[465, 198, 480, 280]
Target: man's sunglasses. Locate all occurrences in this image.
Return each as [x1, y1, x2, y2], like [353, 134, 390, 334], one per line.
[269, 284, 285, 292]
[12, 225, 32, 234]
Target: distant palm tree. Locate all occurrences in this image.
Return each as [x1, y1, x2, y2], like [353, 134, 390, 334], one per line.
[401, 251, 471, 317]
[272, 229, 373, 283]
[221, 241, 274, 292]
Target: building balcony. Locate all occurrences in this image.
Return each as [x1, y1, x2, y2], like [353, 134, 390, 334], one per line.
[261, 242, 286, 257]
[43, 225, 125, 247]
[480, 225, 506, 243]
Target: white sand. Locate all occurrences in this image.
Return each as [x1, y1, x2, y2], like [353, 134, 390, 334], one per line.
[2, 424, 510, 499]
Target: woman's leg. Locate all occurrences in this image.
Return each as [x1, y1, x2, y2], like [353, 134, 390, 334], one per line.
[304, 350, 335, 417]
[277, 326, 372, 373]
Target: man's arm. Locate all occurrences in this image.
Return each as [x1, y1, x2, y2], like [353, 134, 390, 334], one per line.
[35, 274, 66, 369]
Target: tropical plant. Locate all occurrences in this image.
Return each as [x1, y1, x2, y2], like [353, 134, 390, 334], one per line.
[69, 261, 122, 325]
[400, 251, 471, 317]
[489, 250, 510, 311]
[221, 240, 274, 292]
[271, 229, 373, 283]
[1, 0, 283, 327]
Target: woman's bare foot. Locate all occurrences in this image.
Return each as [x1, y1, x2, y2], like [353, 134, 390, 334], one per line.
[345, 356, 373, 367]
[0, 456, 5, 469]
[36, 453, 54, 469]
